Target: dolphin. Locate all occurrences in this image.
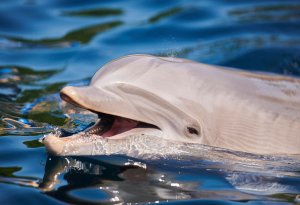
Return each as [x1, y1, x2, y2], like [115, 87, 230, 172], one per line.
[43, 54, 300, 155]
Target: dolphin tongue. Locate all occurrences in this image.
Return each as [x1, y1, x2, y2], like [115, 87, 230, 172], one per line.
[102, 117, 139, 138]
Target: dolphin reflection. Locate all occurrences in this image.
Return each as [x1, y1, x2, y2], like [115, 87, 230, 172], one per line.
[34, 155, 300, 204]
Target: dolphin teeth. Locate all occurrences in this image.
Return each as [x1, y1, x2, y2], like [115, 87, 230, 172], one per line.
[83, 117, 112, 136]
[85, 127, 102, 135]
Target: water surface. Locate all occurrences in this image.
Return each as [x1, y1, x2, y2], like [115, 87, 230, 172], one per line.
[0, 0, 300, 204]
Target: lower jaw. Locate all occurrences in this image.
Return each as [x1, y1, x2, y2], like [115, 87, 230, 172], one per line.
[42, 128, 162, 156]
[41, 115, 161, 155]
[42, 128, 143, 156]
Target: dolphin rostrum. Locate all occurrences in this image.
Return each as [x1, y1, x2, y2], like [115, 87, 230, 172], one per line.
[43, 54, 300, 155]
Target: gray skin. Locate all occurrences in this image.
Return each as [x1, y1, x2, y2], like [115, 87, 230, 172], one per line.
[43, 54, 300, 155]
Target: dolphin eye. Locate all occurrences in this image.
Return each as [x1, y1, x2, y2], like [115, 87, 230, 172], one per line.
[187, 127, 199, 135]
[185, 125, 201, 138]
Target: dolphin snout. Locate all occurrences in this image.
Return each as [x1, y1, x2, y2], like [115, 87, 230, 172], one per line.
[42, 134, 65, 156]
[60, 86, 82, 107]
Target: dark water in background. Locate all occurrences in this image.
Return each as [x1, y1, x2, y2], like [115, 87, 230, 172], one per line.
[0, 0, 300, 204]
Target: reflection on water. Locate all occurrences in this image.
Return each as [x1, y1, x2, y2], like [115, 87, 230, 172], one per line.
[0, 0, 300, 204]
[149, 7, 183, 23]
[229, 4, 300, 22]
[63, 8, 123, 17]
[2, 154, 299, 204]
[5, 21, 123, 46]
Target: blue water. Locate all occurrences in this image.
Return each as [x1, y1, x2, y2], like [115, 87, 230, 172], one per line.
[0, 0, 300, 204]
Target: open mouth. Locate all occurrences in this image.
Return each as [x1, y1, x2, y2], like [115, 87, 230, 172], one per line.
[58, 89, 159, 139]
[43, 86, 164, 155]
[71, 112, 158, 138]
[60, 112, 158, 139]
[43, 112, 159, 156]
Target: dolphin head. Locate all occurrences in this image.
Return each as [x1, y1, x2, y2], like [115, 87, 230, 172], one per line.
[43, 54, 210, 156]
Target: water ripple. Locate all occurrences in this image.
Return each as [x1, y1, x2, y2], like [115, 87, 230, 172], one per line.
[0, 0, 300, 204]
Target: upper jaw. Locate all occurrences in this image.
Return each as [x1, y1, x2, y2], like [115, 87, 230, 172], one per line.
[60, 85, 158, 128]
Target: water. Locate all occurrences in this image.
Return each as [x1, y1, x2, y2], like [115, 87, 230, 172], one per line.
[0, 0, 300, 204]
